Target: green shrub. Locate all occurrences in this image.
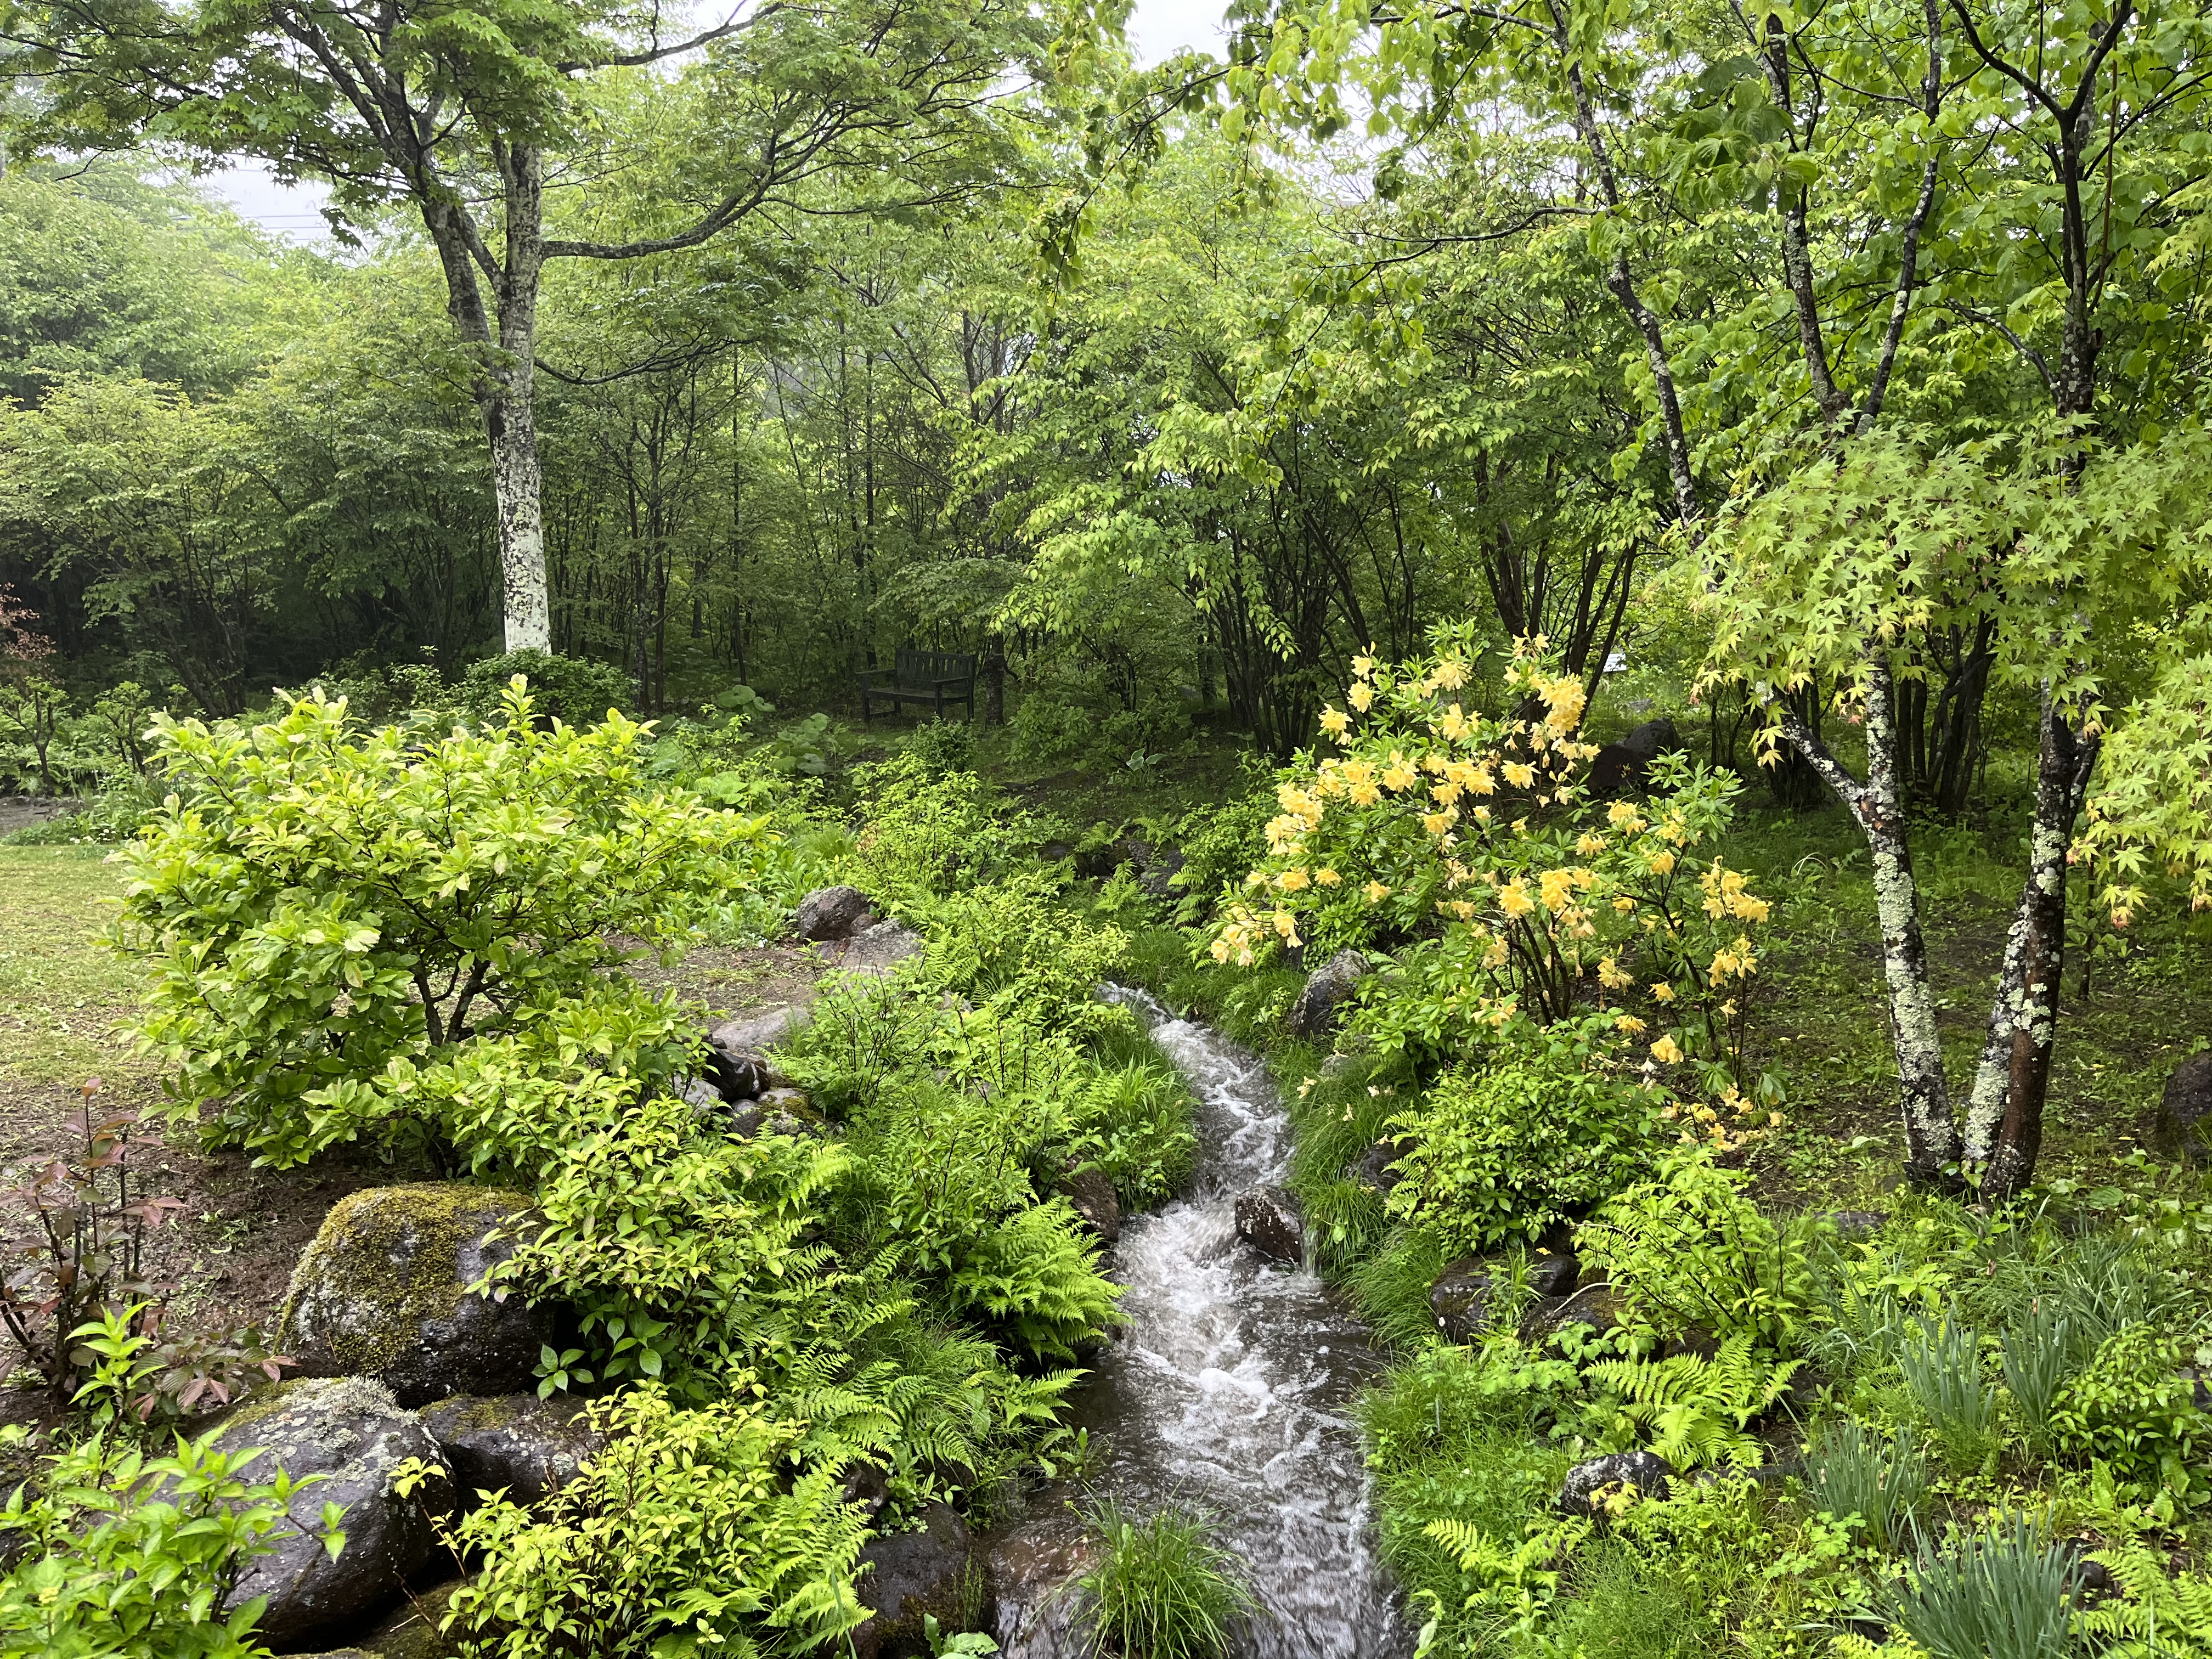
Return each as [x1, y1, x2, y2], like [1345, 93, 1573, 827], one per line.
[0, 1411, 338, 1659]
[850, 753, 1003, 910]
[1579, 1158, 1816, 1351]
[422, 1381, 873, 1659]
[1065, 1059, 1198, 1209]
[1384, 1043, 1660, 1253]
[459, 648, 630, 725]
[110, 681, 764, 1165]
[1074, 1502, 1253, 1659]
[2051, 1322, 2212, 1495]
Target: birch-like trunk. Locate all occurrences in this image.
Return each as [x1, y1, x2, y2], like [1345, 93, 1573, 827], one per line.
[1777, 661, 1960, 1178]
[1963, 692, 2099, 1198]
[488, 146, 549, 654]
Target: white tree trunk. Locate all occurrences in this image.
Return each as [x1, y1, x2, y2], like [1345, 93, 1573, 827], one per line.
[488, 388, 549, 653]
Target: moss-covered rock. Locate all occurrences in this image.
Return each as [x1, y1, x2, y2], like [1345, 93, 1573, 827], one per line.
[850, 1502, 985, 1659]
[206, 1376, 452, 1650]
[281, 1184, 554, 1407]
[419, 1392, 605, 1510]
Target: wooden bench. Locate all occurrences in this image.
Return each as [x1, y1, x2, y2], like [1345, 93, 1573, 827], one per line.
[858, 647, 977, 723]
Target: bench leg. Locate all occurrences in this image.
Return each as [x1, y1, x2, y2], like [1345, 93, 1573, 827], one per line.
[935, 687, 944, 720]
[860, 690, 871, 723]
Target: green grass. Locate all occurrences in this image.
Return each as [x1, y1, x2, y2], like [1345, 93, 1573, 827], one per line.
[1073, 1501, 1255, 1659]
[0, 847, 140, 1085]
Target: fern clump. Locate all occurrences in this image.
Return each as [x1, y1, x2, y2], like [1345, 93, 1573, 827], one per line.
[1585, 1334, 1801, 1472]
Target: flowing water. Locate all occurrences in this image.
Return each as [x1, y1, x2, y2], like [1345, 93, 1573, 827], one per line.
[996, 988, 1412, 1658]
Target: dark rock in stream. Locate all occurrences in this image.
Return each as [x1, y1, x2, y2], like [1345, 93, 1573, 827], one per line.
[985, 1516, 1098, 1655]
[1817, 1209, 1889, 1238]
[1234, 1185, 1303, 1265]
[1559, 1450, 1675, 1517]
[850, 1502, 984, 1659]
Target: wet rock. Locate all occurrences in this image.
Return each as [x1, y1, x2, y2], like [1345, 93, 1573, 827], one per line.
[1283, 949, 1368, 1040]
[1137, 845, 1185, 901]
[2059, 1539, 2119, 1601]
[729, 1102, 820, 1141]
[357, 1579, 466, 1659]
[2181, 1367, 2212, 1412]
[1354, 1137, 1414, 1193]
[837, 920, 926, 978]
[1038, 839, 1075, 864]
[674, 1074, 726, 1113]
[794, 885, 877, 942]
[706, 1006, 807, 1099]
[1061, 1164, 1120, 1245]
[1587, 717, 1681, 799]
[985, 1516, 1097, 1654]
[1430, 1259, 1494, 1344]
[205, 1376, 452, 1649]
[1234, 1185, 1302, 1265]
[1558, 1450, 1674, 1517]
[850, 1501, 983, 1659]
[280, 1185, 553, 1407]
[2155, 1052, 2212, 1165]
[1528, 1250, 1579, 1300]
[1818, 1210, 1889, 1238]
[840, 1461, 890, 1520]
[419, 1393, 604, 1511]
[1525, 1285, 1626, 1344]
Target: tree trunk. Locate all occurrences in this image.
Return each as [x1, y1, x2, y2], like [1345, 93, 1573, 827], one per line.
[1776, 661, 1960, 1180]
[1964, 692, 2100, 1198]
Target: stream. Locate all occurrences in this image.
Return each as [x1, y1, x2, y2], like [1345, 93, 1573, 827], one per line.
[995, 988, 1413, 1658]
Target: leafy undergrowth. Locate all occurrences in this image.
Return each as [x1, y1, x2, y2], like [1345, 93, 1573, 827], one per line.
[1114, 788, 2212, 1659]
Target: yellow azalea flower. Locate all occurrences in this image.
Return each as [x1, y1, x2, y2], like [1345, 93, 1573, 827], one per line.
[1615, 1014, 1647, 1035]
[1470, 766, 1496, 795]
[1277, 868, 1310, 893]
[1576, 832, 1608, 857]
[1422, 809, 1457, 837]
[1613, 895, 1637, 913]
[1606, 800, 1645, 830]
[1348, 682, 1375, 712]
[1482, 934, 1510, 968]
[1272, 912, 1301, 946]
[1598, 956, 1633, 990]
[1432, 780, 1464, 806]
[1538, 868, 1575, 909]
[1314, 868, 1341, 887]
[1503, 761, 1536, 789]
[1499, 880, 1536, 918]
[1382, 753, 1419, 791]
[1424, 752, 1450, 774]
[1650, 1034, 1684, 1064]
[1651, 981, 1675, 1002]
[1439, 703, 1472, 741]
[1472, 805, 1493, 823]
[1434, 659, 1469, 690]
[1647, 850, 1677, 876]
[1319, 708, 1350, 736]
[1352, 651, 1376, 677]
[1350, 780, 1382, 807]
[1210, 937, 1233, 963]
[1364, 880, 1391, 904]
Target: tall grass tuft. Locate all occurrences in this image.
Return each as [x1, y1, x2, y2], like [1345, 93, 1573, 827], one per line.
[1076, 1502, 1255, 1659]
[1999, 1305, 2074, 1454]
[1801, 1419, 1928, 1552]
[1899, 1316, 2002, 1474]
[1886, 1510, 2074, 1659]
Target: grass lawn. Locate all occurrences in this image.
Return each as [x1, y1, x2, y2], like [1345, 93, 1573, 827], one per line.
[0, 844, 139, 1087]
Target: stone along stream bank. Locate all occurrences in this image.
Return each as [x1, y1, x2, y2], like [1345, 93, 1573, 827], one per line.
[996, 989, 1413, 1658]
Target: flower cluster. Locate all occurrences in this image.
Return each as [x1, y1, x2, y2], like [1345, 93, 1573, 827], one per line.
[1207, 627, 1777, 1097]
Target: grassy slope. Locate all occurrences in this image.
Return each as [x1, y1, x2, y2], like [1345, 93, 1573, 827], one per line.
[0, 845, 139, 1085]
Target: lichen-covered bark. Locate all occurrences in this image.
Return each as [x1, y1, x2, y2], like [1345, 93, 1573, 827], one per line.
[1967, 695, 2100, 1199]
[1776, 661, 1959, 1179]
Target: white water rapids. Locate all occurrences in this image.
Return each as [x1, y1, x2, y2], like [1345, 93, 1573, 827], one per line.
[997, 988, 1413, 1658]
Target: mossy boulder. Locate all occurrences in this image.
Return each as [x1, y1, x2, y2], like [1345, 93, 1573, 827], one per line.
[850, 1502, 984, 1659]
[419, 1392, 605, 1511]
[358, 1578, 466, 1659]
[206, 1376, 452, 1650]
[281, 1184, 554, 1407]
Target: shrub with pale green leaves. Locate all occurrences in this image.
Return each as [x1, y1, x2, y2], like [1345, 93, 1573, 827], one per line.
[110, 680, 769, 1166]
[1383, 1036, 1661, 1253]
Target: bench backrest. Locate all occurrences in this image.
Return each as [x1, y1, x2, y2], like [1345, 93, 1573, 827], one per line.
[895, 646, 976, 685]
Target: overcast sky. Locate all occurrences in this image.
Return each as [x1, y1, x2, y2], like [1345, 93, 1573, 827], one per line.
[202, 0, 1237, 240]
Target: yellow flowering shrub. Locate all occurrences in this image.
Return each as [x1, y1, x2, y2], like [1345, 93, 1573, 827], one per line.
[1207, 627, 1778, 1105]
